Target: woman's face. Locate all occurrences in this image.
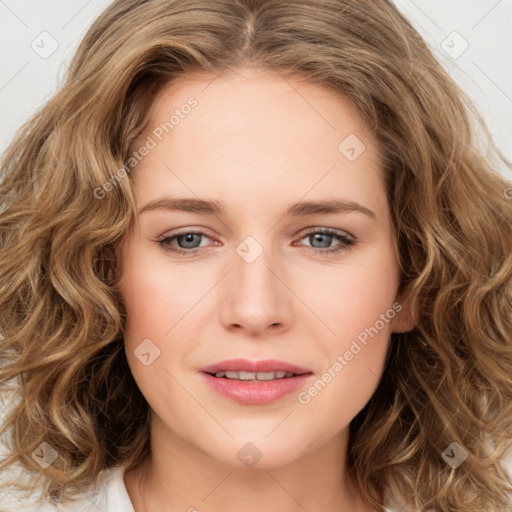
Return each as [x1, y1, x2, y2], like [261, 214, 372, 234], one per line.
[118, 68, 413, 468]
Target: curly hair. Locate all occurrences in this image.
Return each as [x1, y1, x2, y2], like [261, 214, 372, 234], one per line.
[1, 0, 511, 510]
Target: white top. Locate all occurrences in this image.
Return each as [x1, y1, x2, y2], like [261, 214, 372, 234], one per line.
[0, 465, 135, 512]
[0, 464, 404, 512]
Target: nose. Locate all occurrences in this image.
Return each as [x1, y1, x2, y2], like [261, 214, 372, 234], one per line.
[219, 240, 294, 336]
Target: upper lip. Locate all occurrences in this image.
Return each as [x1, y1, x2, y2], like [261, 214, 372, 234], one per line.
[200, 358, 312, 375]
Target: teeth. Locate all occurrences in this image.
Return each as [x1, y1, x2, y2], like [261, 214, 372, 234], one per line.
[214, 370, 295, 381]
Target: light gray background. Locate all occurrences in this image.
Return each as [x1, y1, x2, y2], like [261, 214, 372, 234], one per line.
[1, 0, 511, 178]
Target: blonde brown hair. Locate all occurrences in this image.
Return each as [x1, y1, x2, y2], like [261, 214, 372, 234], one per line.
[1, 0, 512, 510]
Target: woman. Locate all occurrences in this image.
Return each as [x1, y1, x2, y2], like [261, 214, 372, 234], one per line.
[1, 1, 511, 511]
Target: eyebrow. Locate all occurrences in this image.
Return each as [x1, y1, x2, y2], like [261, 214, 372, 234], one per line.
[138, 197, 376, 219]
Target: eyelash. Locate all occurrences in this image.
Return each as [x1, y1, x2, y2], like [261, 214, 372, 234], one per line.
[156, 228, 356, 257]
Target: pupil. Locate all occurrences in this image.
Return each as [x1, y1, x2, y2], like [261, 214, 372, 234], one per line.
[312, 233, 331, 248]
[179, 233, 200, 248]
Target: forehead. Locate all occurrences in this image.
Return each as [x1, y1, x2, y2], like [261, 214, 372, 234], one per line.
[145, 68, 370, 143]
[129, 68, 386, 218]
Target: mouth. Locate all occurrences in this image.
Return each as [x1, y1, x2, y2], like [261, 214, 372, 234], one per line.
[200, 359, 314, 405]
[200, 358, 313, 380]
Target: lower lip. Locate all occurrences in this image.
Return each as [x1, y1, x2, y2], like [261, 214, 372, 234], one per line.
[201, 372, 313, 405]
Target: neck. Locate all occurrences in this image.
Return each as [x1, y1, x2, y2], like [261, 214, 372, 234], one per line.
[124, 416, 374, 512]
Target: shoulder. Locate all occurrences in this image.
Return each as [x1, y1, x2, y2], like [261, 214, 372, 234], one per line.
[0, 465, 135, 512]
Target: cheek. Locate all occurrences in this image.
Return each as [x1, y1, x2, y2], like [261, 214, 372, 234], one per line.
[295, 246, 399, 414]
[119, 260, 189, 406]
[119, 249, 215, 395]
[296, 242, 400, 341]
[120, 251, 206, 340]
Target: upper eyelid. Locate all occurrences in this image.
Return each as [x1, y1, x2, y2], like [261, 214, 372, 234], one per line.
[296, 226, 354, 239]
[159, 228, 216, 242]
[160, 225, 353, 237]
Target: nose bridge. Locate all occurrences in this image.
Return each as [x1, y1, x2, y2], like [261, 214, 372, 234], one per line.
[220, 233, 291, 333]
[233, 233, 280, 300]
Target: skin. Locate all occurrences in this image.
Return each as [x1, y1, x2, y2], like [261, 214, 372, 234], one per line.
[119, 67, 415, 512]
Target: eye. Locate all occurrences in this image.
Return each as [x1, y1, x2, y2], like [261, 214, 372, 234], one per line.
[294, 228, 356, 255]
[157, 229, 215, 256]
[156, 227, 356, 257]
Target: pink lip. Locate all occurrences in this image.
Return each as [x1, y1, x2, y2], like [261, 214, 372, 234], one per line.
[200, 358, 312, 375]
[201, 373, 313, 405]
[200, 358, 314, 405]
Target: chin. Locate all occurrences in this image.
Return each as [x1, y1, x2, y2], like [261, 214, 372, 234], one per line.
[201, 434, 308, 470]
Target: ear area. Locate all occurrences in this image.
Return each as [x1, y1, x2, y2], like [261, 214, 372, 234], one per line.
[389, 284, 416, 333]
